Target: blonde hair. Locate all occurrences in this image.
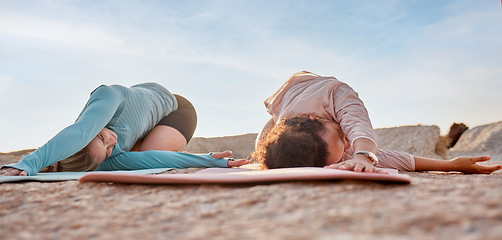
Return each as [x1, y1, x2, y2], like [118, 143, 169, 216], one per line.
[57, 147, 99, 172]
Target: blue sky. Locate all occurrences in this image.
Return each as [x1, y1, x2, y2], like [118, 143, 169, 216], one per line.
[1, 0, 501, 152]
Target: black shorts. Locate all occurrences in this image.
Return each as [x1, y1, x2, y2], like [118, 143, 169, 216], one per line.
[157, 94, 197, 143]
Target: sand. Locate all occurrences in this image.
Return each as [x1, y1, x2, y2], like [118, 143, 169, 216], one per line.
[1, 122, 502, 240]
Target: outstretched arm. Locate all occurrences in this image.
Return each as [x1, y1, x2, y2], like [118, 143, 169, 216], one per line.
[325, 151, 502, 174]
[415, 155, 502, 174]
[97, 150, 250, 171]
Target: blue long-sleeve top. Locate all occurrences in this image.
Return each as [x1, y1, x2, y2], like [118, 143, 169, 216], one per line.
[5, 83, 228, 176]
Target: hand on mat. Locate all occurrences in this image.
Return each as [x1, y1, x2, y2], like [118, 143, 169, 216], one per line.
[210, 151, 250, 167]
[448, 156, 502, 174]
[324, 155, 388, 174]
[0, 167, 28, 176]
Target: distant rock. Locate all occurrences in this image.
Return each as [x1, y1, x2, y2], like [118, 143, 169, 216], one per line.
[446, 123, 468, 147]
[4, 121, 501, 165]
[375, 125, 441, 158]
[184, 125, 444, 160]
[449, 121, 502, 159]
[183, 133, 258, 159]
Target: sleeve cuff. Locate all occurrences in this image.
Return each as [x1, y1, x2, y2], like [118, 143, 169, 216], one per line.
[350, 136, 378, 149]
[208, 154, 230, 168]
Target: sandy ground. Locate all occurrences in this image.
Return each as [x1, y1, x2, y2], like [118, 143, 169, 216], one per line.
[1, 154, 502, 240]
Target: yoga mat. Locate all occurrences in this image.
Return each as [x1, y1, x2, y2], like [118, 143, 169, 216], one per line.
[0, 168, 173, 184]
[79, 165, 411, 184]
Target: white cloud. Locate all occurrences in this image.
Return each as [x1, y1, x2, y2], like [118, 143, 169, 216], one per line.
[351, 0, 407, 28]
[0, 75, 13, 92]
[356, 3, 502, 133]
[0, 0, 501, 151]
[0, 11, 133, 54]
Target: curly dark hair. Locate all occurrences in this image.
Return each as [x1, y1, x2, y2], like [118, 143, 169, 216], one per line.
[252, 116, 328, 169]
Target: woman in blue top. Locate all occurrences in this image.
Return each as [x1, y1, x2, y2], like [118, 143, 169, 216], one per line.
[1, 83, 248, 176]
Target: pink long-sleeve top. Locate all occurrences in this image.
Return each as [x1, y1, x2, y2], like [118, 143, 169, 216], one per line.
[265, 71, 415, 171]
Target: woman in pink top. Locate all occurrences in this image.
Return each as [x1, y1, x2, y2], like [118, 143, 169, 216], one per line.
[253, 71, 501, 174]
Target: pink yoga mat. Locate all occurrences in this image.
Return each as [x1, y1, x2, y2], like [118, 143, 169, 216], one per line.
[79, 166, 411, 184]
